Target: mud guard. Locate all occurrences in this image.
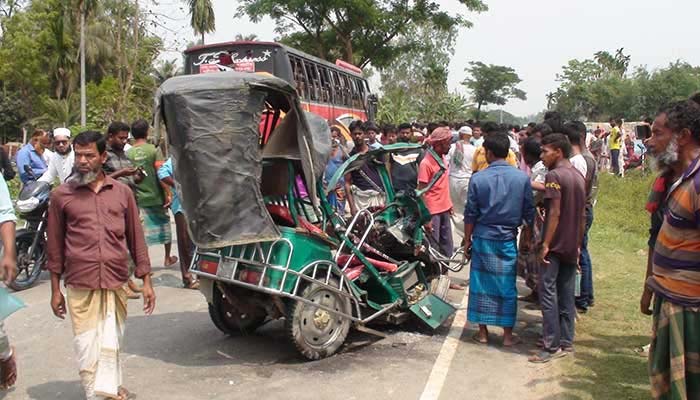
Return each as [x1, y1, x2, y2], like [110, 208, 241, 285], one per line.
[409, 294, 456, 329]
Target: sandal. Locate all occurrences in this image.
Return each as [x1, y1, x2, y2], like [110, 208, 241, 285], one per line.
[471, 332, 488, 345]
[0, 347, 17, 390]
[183, 278, 200, 290]
[528, 349, 567, 363]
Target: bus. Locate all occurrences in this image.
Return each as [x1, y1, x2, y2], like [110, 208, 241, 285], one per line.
[183, 41, 376, 137]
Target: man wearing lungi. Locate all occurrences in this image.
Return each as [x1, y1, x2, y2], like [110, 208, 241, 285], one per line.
[642, 99, 700, 399]
[47, 131, 156, 400]
[127, 119, 178, 268]
[464, 132, 534, 347]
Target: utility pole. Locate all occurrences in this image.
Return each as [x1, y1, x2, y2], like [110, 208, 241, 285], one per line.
[80, 2, 86, 127]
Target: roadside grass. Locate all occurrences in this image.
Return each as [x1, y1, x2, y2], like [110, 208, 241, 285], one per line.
[556, 171, 656, 400]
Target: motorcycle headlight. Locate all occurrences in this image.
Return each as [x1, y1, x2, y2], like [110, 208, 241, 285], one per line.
[16, 197, 40, 213]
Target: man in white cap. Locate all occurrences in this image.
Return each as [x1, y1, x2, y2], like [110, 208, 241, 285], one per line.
[39, 127, 75, 184]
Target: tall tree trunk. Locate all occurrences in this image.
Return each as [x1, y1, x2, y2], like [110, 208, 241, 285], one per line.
[476, 101, 483, 120]
[341, 35, 353, 64]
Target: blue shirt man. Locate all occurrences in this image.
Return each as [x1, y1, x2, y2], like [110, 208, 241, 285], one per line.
[463, 132, 535, 347]
[465, 160, 535, 241]
[16, 137, 48, 184]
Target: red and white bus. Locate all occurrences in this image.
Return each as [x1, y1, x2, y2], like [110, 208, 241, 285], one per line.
[184, 41, 376, 139]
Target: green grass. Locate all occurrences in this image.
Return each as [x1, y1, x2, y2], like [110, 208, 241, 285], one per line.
[556, 171, 656, 399]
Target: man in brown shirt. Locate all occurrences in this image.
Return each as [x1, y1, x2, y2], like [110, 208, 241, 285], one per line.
[529, 133, 586, 364]
[47, 131, 155, 400]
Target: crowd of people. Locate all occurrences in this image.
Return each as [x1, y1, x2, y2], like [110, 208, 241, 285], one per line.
[327, 94, 700, 397]
[0, 96, 694, 398]
[0, 120, 201, 399]
[325, 115, 597, 362]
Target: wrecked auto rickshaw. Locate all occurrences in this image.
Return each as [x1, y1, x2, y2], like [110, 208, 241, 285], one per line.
[155, 71, 463, 360]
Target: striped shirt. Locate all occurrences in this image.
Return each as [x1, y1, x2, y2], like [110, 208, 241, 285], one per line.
[648, 155, 700, 307]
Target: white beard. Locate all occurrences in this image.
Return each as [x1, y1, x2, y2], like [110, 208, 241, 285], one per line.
[651, 135, 679, 171]
[74, 170, 98, 186]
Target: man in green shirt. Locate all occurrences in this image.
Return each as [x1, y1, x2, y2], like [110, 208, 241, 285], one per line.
[127, 119, 177, 267]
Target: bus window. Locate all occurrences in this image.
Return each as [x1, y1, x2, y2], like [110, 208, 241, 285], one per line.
[330, 70, 342, 106]
[355, 78, 366, 108]
[350, 78, 362, 109]
[304, 61, 320, 101]
[290, 56, 307, 99]
[319, 67, 331, 103]
[340, 74, 352, 108]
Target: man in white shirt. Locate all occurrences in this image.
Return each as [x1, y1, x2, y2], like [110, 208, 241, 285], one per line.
[564, 126, 588, 178]
[448, 126, 476, 216]
[39, 128, 74, 184]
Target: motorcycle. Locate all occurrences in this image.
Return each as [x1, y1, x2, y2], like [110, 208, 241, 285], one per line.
[12, 167, 50, 291]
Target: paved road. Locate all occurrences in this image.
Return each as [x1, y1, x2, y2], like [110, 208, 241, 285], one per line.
[1, 244, 558, 400]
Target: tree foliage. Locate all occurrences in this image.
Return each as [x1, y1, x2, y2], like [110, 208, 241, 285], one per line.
[549, 48, 700, 121]
[238, 0, 487, 69]
[186, 0, 215, 44]
[461, 61, 526, 119]
[0, 0, 163, 140]
[376, 22, 471, 124]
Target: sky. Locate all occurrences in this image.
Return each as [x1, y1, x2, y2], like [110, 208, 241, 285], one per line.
[156, 0, 700, 117]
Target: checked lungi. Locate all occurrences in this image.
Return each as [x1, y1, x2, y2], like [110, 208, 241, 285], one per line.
[649, 297, 700, 400]
[467, 237, 518, 328]
[140, 206, 172, 246]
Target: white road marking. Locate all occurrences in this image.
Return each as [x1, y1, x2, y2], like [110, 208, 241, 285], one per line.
[419, 288, 469, 400]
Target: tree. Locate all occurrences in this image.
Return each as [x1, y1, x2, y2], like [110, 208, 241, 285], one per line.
[153, 59, 182, 85]
[234, 33, 258, 41]
[0, 0, 163, 134]
[186, 0, 215, 44]
[0, 91, 25, 142]
[548, 49, 700, 121]
[462, 61, 526, 119]
[238, 0, 487, 69]
[31, 95, 80, 128]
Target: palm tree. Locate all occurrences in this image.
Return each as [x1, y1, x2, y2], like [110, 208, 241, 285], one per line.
[186, 0, 215, 44]
[153, 59, 182, 85]
[235, 33, 258, 41]
[31, 96, 80, 129]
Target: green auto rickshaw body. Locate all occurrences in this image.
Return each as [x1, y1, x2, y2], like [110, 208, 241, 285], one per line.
[154, 71, 456, 360]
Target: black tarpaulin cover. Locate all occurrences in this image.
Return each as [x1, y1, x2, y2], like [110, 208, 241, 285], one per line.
[154, 71, 330, 248]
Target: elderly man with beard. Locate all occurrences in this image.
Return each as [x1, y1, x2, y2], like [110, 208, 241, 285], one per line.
[39, 128, 75, 184]
[47, 131, 155, 400]
[641, 99, 700, 400]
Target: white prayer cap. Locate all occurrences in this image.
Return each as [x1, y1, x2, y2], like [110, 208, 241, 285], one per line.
[458, 126, 473, 136]
[53, 127, 71, 139]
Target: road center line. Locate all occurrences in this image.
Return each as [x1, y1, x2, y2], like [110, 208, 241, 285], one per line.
[419, 288, 469, 400]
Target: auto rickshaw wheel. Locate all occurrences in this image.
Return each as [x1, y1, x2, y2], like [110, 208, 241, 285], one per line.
[285, 278, 351, 360]
[209, 285, 267, 335]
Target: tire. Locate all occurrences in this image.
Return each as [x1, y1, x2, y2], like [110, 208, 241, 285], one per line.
[208, 285, 267, 335]
[285, 277, 351, 360]
[9, 231, 44, 291]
